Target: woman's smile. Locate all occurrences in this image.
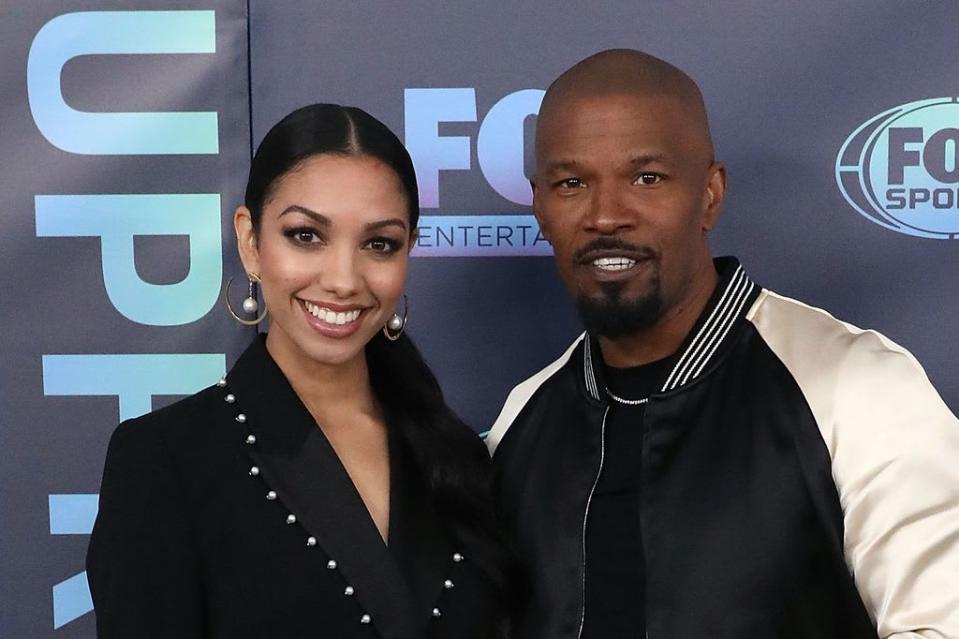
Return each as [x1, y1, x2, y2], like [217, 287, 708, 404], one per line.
[300, 298, 367, 338]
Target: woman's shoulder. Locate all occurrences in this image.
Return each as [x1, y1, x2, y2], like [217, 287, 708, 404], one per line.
[107, 382, 231, 457]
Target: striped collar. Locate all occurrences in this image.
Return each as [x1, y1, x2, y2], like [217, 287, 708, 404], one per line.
[582, 257, 759, 401]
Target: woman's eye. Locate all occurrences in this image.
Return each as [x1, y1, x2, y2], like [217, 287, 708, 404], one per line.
[283, 227, 322, 244]
[366, 237, 402, 254]
[636, 173, 662, 185]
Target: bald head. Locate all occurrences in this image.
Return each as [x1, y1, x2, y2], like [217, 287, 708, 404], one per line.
[536, 49, 715, 167]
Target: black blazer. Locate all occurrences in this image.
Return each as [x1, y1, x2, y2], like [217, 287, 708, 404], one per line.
[87, 337, 501, 638]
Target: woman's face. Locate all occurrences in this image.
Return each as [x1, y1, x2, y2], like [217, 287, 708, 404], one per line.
[235, 154, 412, 369]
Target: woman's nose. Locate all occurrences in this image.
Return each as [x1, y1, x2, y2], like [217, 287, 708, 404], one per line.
[317, 245, 361, 297]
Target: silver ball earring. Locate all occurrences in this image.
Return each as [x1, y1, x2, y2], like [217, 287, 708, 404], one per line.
[383, 295, 408, 341]
[242, 277, 259, 314]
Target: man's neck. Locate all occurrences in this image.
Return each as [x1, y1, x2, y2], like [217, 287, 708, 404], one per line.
[599, 264, 718, 369]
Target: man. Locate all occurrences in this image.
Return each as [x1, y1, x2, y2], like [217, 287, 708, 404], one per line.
[488, 49, 959, 639]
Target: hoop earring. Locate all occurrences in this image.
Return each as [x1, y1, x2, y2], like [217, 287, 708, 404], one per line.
[225, 273, 268, 326]
[382, 294, 408, 341]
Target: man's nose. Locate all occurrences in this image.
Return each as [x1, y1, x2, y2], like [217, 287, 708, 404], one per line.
[583, 181, 636, 234]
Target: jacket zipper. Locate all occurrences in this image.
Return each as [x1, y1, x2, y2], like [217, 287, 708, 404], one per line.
[577, 405, 610, 639]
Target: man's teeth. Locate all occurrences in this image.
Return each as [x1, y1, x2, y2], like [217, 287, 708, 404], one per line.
[303, 301, 362, 325]
[592, 256, 637, 271]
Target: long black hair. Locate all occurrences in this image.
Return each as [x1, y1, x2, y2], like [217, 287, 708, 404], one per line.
[244, 104, 517, 618]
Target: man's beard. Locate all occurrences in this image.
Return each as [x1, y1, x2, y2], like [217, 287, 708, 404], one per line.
[575, 278, 664, 338]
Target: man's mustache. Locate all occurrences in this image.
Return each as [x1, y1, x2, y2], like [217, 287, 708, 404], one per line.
[573, 237, 657, 264]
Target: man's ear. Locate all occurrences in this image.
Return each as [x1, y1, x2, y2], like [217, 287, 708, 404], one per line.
[530, 177, 551, 243]
[233, 206, 260, 275]
[702, 161, 727, 232]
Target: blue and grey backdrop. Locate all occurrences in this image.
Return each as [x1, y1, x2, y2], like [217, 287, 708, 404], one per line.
[1, 1, 956, 635]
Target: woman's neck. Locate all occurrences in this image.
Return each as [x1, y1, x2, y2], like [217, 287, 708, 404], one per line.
[264, 330, 379, 424]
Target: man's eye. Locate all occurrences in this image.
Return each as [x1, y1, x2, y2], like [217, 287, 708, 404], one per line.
[636, 173, 662, 185]
[558, 178, 585, 189]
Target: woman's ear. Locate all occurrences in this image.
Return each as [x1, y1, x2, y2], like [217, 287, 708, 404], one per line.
[233, 206, 260, 275]
[407, 228, 420, 255]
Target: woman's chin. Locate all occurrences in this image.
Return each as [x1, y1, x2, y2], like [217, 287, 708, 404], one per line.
[266, 320, 375, 371]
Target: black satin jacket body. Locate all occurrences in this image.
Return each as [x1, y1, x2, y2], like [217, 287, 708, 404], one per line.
[489, 259, 883, 639]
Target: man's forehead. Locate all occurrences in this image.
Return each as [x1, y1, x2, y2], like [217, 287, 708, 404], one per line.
[535, 92, 711, 167]
[540, 151, 673, 176]
[541, 91, 683, 122]
[537, 93, 693, 146]
[538, 95, 686, 144]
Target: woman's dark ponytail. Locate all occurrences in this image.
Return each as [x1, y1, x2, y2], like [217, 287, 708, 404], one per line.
[367, 331, 517, 605]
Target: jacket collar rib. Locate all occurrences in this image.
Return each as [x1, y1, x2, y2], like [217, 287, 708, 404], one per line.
[581, 256, 759, 402]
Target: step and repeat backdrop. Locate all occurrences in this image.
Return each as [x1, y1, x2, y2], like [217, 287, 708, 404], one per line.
[2, 1, 956, 635]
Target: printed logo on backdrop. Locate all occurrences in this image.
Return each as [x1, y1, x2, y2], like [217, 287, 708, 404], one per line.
[404, 88, 551, 256]
[28, 10, 227, 629]
[837, 97, 959, 239]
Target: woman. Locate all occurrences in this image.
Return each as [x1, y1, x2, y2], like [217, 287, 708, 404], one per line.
[87, 104, 513, 638]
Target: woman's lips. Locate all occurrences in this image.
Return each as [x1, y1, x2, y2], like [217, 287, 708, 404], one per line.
[300, 299, 367, 338]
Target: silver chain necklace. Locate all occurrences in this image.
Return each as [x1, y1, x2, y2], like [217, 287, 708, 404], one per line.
[605, 388, 649, 406]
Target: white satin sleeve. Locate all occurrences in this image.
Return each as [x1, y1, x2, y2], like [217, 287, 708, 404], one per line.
[749, 290, 959, 638]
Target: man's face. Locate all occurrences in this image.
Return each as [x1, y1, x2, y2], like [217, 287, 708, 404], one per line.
[532, 93, 724, 337]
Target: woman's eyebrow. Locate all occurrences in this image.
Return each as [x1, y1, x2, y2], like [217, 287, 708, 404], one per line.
[365, 218, 408, 232]
[278, 205, 330, 226]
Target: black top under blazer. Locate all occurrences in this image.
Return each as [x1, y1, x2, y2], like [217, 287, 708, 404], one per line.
[87, 337, 500, 638]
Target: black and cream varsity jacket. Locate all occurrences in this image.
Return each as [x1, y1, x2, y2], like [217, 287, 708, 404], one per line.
[487, 257, 959, 639]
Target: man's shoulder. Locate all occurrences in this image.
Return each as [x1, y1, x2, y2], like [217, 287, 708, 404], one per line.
[486, 333, 586, 456]
[747, 288, 950, 434]
[748, 288, 922, 378]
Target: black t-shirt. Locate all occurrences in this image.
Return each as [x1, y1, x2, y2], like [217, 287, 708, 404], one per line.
[581, 356, 672, 638]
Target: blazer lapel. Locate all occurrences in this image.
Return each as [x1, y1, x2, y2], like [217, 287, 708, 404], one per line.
[227, 338, 420, 639]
